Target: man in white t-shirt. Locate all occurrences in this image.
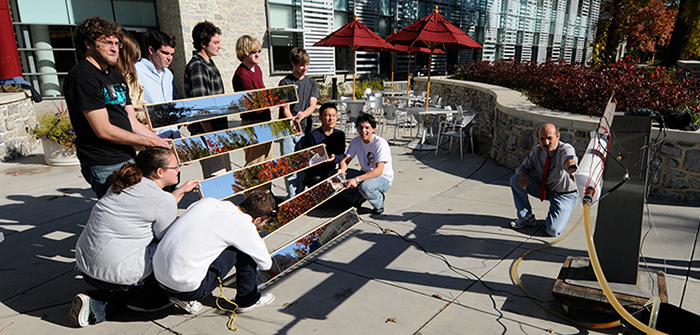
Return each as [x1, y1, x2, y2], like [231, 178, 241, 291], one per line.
[339, 113, 393, 214]
[153, 191, 277, 314]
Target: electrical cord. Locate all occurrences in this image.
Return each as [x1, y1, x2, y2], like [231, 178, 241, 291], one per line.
[361, 217, 533, 299]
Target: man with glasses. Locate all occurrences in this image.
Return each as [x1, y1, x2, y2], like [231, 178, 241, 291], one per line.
[64, 17, 171, 198]
[184, 21, 231, 179]
[232, 35, 273, 168]
[153, 191, 278, 314]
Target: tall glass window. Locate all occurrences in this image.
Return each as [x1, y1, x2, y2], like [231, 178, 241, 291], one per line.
[10, 0, 157, 97]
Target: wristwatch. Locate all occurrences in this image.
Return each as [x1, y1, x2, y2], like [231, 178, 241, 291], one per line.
[355, 177, 360, 184]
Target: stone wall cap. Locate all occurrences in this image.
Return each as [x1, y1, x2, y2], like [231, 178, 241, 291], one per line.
[654, 127, 700, 142]
[0, 91, 30, 104]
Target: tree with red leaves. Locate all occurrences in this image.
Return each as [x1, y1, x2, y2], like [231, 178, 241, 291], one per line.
[595, 0, 677, 63]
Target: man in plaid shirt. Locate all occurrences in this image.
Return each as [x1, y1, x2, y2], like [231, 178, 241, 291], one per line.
[184, 21, 230, 178]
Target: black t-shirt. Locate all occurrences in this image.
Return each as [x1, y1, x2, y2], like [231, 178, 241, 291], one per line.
[303, 127, 345, 184]
[278, 74, 319, 133]
[64, 60, 136, 165]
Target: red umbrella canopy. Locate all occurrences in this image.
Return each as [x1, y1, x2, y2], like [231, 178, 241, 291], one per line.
[314, 16, 392, 51]
[386, 6, 482, 50]
[390, 43, 444, 54]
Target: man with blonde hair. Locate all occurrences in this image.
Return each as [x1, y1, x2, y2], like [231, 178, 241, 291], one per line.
[277, 47, 319, 197]
[232, 35, 273, 167]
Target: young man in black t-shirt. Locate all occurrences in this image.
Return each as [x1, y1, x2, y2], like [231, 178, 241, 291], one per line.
[64, 17, 171, 198]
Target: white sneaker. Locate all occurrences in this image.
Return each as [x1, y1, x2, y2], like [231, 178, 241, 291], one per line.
[68, 293, 91, 327]
[170, 298, 202, 314]
[237, 293, 275, 313]
[510, 213, 536, 229]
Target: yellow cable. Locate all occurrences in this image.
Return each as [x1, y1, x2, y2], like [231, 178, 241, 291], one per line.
[582, 203, 668, 335]
[216, 276, 240, 332]
[510, 215, 622, 329]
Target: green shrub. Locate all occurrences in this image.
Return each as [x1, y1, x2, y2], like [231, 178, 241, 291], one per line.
[353, 77, 384, 99]
[453, 59, 700, 125]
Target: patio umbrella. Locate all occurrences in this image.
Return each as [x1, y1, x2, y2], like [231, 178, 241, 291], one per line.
[386, 33, 444, 93]
[314, 16, 393, 101]
[386, 6, 482, 108]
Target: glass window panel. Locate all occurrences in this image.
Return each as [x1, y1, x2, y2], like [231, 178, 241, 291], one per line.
[334, 11, 348, 29]
[70, 0, 113, 23]
[334, 0, 347, 11]
[269, 4, 295, 29]
[114, 0, 157, 27]
[380, 0, 391, 16]
[270, 31, 300, 73]
[16, 0, 71, 24]
[378, 17, 390, 36]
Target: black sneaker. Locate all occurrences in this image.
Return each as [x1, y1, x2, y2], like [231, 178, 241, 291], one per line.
[372, 207, 384, 215]
[68, 293, 92, 327]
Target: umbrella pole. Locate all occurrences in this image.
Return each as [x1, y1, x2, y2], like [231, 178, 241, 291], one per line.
[425, 50, 433, 111]
[406, 52, 411, 98]
[391, 52, 395, 92]
[353, 49, 357, 101]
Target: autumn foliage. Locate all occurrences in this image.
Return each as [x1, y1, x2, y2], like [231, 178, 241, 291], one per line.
[453, 59, 700, 118]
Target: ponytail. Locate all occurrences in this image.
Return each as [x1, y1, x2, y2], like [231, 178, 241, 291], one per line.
[111, 162, 143, 194]
[110, 147, 173, 194]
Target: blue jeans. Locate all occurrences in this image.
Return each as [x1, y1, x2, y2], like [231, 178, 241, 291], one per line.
[162, 246, 260, 307]
[280, 134, 306, 197]
[83, 274, 169, 324]
[346, 169, 391, 210]
[510, 174, 579, 237]
[80, 160, 133, 198]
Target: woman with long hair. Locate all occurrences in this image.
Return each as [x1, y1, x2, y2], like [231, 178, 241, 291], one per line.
[69, 147, 199, 327]
[113, 27, 147, 109]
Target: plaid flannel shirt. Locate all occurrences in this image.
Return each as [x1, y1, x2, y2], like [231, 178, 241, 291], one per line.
[184, 52, 224, 98]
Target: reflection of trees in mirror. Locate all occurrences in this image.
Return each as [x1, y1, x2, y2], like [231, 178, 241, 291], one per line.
[147, 102, 192, 128]
[241, 86, 295, 110]
[149, 86, 297, 128]
[174, 137, 211, 161]
[295, 226, 325, 259]
[263, 177, 337, 232]
[229, 150, 317, 192]
[263, 120, 295, 138]
[173, 119, 295, 163]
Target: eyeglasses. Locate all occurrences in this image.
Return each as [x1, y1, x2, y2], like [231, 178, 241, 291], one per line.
[162, 164, 181, 171]
[249, 50, 261, 55]
[96, 39, 123, 49]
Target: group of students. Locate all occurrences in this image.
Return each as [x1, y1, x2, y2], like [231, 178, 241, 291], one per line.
[64, 16, 395, 328]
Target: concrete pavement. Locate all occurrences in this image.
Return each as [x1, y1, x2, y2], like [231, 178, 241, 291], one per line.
[0, 136, 698, 334]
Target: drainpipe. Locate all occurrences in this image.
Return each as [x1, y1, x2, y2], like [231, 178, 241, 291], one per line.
[0, 0, 22, 80]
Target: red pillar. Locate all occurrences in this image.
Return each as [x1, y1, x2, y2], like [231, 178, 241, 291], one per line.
[0, 0, 22, 80]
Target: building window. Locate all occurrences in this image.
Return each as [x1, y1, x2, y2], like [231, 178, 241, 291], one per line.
[10, 0, 157, 97]
[269, 30, 302, 73]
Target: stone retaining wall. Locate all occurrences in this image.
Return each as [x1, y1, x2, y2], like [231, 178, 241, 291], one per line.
[413, 77, 700, 203]
[0, 92, 38, 162]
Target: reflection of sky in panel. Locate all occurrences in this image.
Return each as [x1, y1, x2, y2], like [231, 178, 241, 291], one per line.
[198, 145, 321, 200]
[270, 243, 300, 261]
[251, 124, 277, 143]
[199, 176, 224, 199]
